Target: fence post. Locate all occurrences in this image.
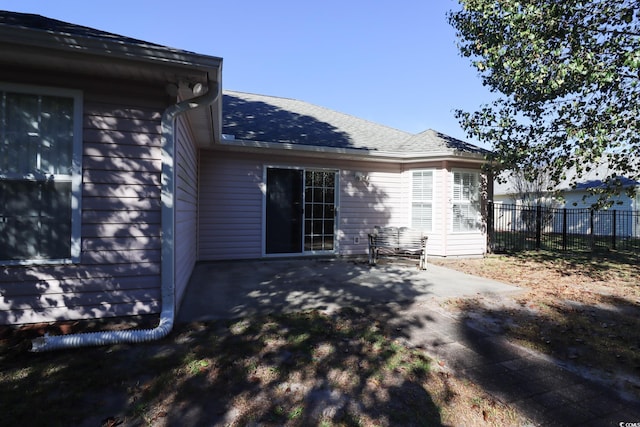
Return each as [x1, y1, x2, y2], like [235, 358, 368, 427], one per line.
[487, 201, 494, 253]
[590, 209, 595, 250]
[612, 210, 617, 250]
[562, 208, 567, 251]
[535, 205, 542, 250]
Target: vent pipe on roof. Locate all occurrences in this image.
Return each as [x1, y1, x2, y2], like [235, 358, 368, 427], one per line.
[31, 79, 220, 352]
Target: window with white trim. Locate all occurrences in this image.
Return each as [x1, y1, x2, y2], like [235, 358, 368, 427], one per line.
[0, 84, 82, 262]
[452, 171, 481, 232]
[411, 170, 433, 231]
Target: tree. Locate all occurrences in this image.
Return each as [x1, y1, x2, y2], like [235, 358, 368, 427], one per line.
[506, 167, 559, 233]
[449, 0, 640, 206]
[507, 167, 558, 207]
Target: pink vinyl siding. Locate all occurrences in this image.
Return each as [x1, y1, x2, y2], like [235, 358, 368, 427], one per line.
[81, 101, 163, 268]
[338, 165, 406, 255]
[174, 115, 199, 307]
[0, 92, 164, 325]
[198, 151, 264, 260]
[442, 233, 487, 257]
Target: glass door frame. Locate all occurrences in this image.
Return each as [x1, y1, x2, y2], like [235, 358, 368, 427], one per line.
[262, 165, 339, 257]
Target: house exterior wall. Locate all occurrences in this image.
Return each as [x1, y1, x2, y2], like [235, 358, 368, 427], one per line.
[563, 190, 634, 210]
[338, 163, 406, 255]
[557, 190, 637, 236]
[198, 150, 487, 261]
[198, 151, 265, 260]
[174, 115, 199, 308]
[406, 162, 487, 258]
[0, 70, 167, 325]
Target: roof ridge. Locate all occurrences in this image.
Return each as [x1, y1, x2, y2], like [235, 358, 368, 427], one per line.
[224, 89, 299, 102]
[223, 89, 413, 137]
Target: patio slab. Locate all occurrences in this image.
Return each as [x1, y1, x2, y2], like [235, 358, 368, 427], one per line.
[177, 258, 523, 323]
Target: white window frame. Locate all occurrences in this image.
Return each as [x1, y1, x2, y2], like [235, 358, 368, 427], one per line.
[0, 83, 83, 265]
[451, 169, 481, 233]
[303, 168, 339, 255]
[410, 169, 434, 232]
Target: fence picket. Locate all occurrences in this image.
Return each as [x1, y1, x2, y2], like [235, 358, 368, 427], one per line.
[488, 202, 640, 254]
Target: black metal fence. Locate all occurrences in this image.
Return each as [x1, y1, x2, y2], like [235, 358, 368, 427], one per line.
[488, 201, 640, 253]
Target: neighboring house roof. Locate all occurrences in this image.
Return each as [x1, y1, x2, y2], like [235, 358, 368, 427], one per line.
[222, 90, 488, 160]
[494, 162, 640, 196]
[0, 10, 223, 145]
[574, 176, 639, 190]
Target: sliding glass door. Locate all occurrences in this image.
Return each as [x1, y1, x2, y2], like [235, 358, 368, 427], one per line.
[265, 167, 337, 255]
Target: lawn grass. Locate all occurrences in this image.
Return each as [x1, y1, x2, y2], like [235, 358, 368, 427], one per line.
[432, 250, 640, 398]
[0, 308, 526, 426]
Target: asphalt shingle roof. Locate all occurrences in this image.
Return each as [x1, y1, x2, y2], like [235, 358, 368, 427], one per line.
[494, 161, 640, 195]
[399, 129, 488, 155]
[223, 90, 488, 156]
[0, 10, 185, 53]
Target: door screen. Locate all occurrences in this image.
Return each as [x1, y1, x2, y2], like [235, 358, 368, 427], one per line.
[265, 168, 303, 254]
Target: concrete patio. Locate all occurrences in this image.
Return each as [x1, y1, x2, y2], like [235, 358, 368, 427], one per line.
[177, 258, 523, 322]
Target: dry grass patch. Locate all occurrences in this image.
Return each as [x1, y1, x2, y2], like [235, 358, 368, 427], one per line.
[431, 251, 640, 397]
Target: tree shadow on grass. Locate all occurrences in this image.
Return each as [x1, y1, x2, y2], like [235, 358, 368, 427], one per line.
[453, 294, 640, 425]
[162, 309, 443, 426]
[0, 308, 445, 426]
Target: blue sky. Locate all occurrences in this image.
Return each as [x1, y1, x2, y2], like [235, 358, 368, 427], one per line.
[2, 0, 495, 146]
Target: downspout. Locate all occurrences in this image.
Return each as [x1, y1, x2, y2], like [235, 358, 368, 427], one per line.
[31, 79, 220, 352]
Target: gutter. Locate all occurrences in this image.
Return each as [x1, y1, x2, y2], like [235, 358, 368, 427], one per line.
[31, 79, 220, 352]
[216, 138, 488, 164]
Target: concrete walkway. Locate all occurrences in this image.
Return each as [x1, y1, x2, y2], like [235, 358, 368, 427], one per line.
[179, 258, 640, 425]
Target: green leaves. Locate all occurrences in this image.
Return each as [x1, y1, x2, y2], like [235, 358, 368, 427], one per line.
[625, 50, 640, 69]
[450, 0, 640, 204]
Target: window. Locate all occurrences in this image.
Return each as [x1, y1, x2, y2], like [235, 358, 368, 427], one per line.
[452, 171, 481, 232]
[411, 170, 433, 231]
[0, 84, 82, 263]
